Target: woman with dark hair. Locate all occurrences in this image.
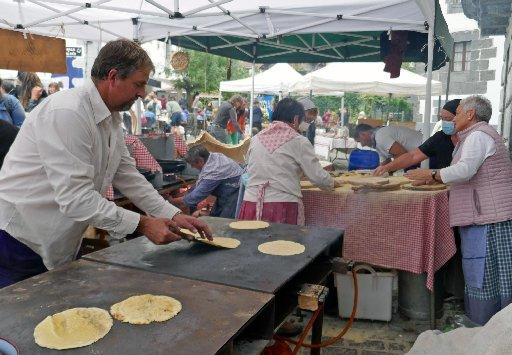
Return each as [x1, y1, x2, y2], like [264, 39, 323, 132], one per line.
[17, 72, 47, 112]
[238, 98, 340, 225]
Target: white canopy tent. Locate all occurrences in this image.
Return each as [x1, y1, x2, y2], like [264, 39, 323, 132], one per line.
[291, 62, 442, 97]
[0, 0, 452, 144]
[219, 63, 302, 95]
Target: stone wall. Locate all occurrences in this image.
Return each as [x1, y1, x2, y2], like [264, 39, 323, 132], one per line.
[500, 7, 512, 151]
[413, 29, 497, 123]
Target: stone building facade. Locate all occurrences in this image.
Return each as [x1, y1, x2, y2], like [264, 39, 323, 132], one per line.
[413, 0, 498, 123]
[461, 0, 512, 152]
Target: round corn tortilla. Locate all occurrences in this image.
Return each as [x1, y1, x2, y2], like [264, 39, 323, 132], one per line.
[34, 307, 113, 350]
[110, 294, 182, 325]
[258, 240, 305, 256]
[229, 220, 269, 230]
[180, 229, 240, 248]
[198, 237, 240, 248]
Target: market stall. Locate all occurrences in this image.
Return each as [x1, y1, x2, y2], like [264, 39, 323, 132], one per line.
[219, 63, 303, 96]
[291, 62, 443, 96]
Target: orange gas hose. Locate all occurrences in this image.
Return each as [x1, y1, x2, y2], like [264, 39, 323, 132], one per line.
[277, 269, 358, 350]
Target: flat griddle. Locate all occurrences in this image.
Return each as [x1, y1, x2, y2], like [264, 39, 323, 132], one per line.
[0, 260, 274, 355]
[84, 217, 343, 294]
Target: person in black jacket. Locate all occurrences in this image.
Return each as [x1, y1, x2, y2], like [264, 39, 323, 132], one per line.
[374, 98, 461, 175]
[0, 120, 19, 170]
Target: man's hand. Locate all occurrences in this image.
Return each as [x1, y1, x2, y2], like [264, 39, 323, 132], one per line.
[404, 169, 434, 186]
[172, 213, 213, 241]
[31, 86, 43, 101]
[137, 215, 182, 245]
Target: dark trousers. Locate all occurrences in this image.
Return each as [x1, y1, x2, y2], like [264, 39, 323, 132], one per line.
[0, 230, 47, 288]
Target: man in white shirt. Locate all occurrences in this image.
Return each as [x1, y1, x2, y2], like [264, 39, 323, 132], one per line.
[354, 123, 423, 164]
[0, 39, 211, 288]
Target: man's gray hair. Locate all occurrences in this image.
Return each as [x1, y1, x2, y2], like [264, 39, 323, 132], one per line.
[460, 95, 492, 123]
[185, 145, 210, 164]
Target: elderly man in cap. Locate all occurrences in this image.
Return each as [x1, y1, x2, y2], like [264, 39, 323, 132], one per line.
[297, 97, 318, 145]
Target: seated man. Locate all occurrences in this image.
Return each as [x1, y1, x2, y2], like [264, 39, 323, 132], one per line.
[173, 145, 243, 218]
[354, 123, 422, 165]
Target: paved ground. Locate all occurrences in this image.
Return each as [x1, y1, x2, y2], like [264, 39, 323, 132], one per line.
[290, 297, 465, 355]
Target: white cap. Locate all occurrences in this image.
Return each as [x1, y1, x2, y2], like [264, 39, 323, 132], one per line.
[297, 97, 316, 111]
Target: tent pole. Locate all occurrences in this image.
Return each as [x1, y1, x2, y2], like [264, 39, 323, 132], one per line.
[340, 94, 345, 126]
[445, 44, 454, 101]
[249, 60, 255, 135]
[422, 20, 434, 140]
[132, 17, 142, 135]
[437, 95, 442, 123]
[421, 18, 434, 170]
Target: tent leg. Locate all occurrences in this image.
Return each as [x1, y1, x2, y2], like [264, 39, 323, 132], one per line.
[421, 20, 434, 169]
[445, 43, 454, 101]
[437, 95, 442, 123]
[249, 60, 255, 135]
[340, 95, 345, 126]
[135, 98, 142, 135]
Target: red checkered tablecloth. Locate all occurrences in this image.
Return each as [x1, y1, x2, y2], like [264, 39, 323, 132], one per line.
[172, 132, 188, 158]
[104, 135, 162, 200]
[302, 188, 456, 291]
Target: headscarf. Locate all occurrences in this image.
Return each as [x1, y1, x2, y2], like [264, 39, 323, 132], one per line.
[442, 99, 461, 116]
[256, 121, 299, 153]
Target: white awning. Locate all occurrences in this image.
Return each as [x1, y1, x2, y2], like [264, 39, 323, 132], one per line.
[291, 62, 443, 96]
[219, 63, 303, 94]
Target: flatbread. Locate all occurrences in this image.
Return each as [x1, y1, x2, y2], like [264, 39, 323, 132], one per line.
[258, 240, 305, 256]
[34, 307, 113, 350]
[351, 181, 402, 191]
[229, 220, 270, 230]
[110, 294, 182, 325]
[387, 176, 412, 185]
[300, 180, 316, 189]
[402, 183, 447, 191]
[197, 237, 240, 248]
[179, 229, 240, 248]
[342, 176, 390, 186]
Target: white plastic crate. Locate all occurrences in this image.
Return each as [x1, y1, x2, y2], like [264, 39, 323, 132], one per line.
[335, 264, 396, 321]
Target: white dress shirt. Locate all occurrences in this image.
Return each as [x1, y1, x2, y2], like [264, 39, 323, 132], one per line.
[0, 79, 180, 269]
[440, 131, 497, 184]
[244, 135, 334, 203]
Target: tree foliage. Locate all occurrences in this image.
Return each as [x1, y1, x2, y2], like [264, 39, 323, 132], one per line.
[171, 50, 249, 107]
[311, 93, 413, 123]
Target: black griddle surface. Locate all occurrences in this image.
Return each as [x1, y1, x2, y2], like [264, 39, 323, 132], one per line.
[0, 259, 273, 355]
[84, 217, 343, 294]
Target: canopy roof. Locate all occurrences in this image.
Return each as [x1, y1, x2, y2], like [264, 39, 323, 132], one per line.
[291, 62, 443, 96]
[0, 1, 452, 65]
[219, 63, 303, 94]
